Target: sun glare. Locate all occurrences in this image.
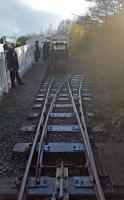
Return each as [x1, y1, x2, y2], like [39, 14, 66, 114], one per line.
[24, 0, 90, 18]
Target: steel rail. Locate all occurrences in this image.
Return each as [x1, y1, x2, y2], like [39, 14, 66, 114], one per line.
[18, 77, 54, 200]
[67, 76, 105, 200]
[18, 66, 85, 200]
[35, 78, 67, 182]
[35, 66, 84, 182]
[79, 73, 105, 200]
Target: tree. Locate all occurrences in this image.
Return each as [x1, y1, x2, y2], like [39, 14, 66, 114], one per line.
[45, 23, 54, 37]
[87, 0, 124, 21]
[76, 15, 99, 32]
[17, 35, 31, 46]
[69, 23, 85, 51]
[57, 19, 72, 35]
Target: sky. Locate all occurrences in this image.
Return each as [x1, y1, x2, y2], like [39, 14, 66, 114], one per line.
[0, 0, 91, 37]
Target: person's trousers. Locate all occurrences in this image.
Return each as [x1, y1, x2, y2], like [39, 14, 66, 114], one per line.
[35, 50, 39, 62]
[43, 52, 47, 62]
[10, 69, 22, 87]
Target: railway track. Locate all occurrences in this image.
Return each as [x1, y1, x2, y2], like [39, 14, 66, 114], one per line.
[13, 68, 107, 200]
[12, 67, 105, 200]
[0, 65, 124, 200]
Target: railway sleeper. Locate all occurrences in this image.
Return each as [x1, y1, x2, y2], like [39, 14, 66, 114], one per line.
[12, 142, 85, 158]
[7, 176, 122, 200]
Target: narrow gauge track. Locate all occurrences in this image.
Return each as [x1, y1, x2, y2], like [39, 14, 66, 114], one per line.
[17, 69, 106, 200]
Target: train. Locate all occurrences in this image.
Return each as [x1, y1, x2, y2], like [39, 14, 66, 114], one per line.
[49, 34, 68, 72]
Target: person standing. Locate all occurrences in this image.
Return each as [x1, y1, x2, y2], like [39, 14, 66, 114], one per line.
[42, 42, 50, 63]
[42, 42, 46, 63]
[6, 43, 25, 88]
[34, 41, 40, 62]
[3, 43, 8, 55]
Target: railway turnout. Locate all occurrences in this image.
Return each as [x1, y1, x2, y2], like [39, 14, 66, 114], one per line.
[1, 66, 123, 200]
[16, 68, 106, 200]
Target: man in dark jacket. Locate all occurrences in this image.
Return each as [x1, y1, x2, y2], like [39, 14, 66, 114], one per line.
[42, 42, 50, 63]
[6, 43, 24, 88]
[34, 41, 40, 62]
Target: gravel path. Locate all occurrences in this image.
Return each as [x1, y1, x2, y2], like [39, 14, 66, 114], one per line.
[0, 60, 47, 177]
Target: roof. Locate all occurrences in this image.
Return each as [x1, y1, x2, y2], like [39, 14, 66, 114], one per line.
[51, 34, 67, 40]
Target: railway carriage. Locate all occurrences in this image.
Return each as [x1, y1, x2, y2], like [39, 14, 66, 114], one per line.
[50, 34, 68, 72]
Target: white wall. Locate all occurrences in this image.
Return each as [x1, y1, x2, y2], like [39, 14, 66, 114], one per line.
[0, 44, 4, 53]
[0, 45, 34, 98]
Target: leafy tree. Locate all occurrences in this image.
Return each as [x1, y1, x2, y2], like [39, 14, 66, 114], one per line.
[17, 35, 31, 46]
[87, 0, 124, 21]
[69, 23, 85, 53]
[76, 15, 99, 32]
